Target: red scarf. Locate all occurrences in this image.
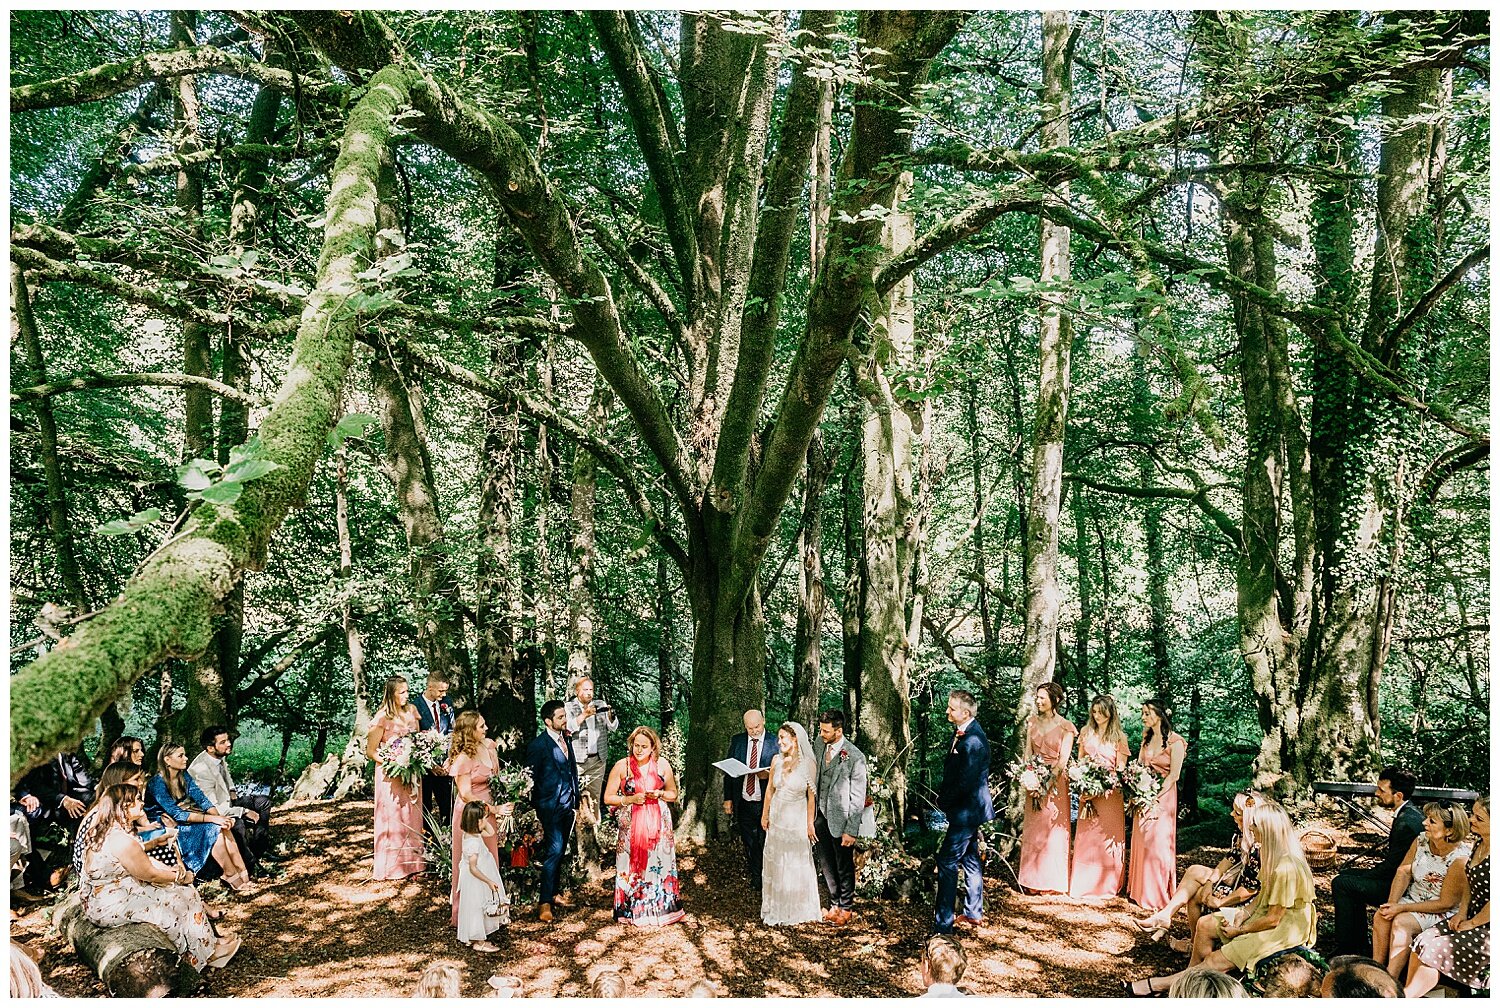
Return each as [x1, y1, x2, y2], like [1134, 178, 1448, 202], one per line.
[627, 756, 663, 876]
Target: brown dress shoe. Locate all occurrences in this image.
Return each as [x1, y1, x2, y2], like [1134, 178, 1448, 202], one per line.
[551, 893, 571, 908]
[822, 908, 840, 922]
[539, 903, 554, 922]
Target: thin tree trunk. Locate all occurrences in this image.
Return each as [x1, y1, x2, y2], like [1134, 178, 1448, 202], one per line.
[567, 378, 611, 687]
[657, 493, 677, 729]
[1132, 347, 1170, 704]
[1072, 485, 1093, 697]
[789, 431, 827, 730]
[841, 410, 864, 729]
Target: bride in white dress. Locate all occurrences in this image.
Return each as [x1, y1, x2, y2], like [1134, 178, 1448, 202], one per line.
[759, 722, 823, 925]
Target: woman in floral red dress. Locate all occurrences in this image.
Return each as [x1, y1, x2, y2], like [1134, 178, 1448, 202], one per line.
[602, 727, 684, 927]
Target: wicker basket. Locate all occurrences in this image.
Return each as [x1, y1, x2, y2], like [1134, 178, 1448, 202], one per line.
[1300, 827, 1340, 870]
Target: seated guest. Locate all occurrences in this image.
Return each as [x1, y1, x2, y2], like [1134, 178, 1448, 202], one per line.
[1167, 967, 1246, 998]
[1127, 799, 1315, 996]
[10, 941, 59, 998]
[1251, 948, 1323, 997]
[190, 726, 274, 876]
[591, 970, 627, 997]
[1321, 955, 1401, 997]
[919, 933, 969, 997]
[13, 750, 94, 891]
[73, 761, 181, 878]
[1374, 801, 1470, 979]
[1332, 766, 1423, 955]
[104, 736, 145, 770]
[1135, 789, 1261, 951]
[148, 743, 253, 892]
[1405, 795, 1489, 998]
[414, 963, 461, 997]
[78, 784, 240, 971]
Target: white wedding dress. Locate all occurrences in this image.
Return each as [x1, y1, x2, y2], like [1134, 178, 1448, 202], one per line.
[761, 757, 823, 925]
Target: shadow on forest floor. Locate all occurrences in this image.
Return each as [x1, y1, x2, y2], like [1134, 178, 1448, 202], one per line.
[16, 799, 1365, 997]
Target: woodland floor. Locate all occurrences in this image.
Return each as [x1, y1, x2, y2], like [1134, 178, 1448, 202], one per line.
[15, 799, 1379, 998]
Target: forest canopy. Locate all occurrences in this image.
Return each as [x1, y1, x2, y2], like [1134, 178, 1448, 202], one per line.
[9, 9, 1490, 833]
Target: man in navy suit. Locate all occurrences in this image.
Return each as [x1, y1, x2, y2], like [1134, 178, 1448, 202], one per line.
[933, 689, 994, 934]
[1332, 766, 1425, 955]
[411, 675, 455, 836]
[525, 699, 579, 923]
[722, 709, 778, 891]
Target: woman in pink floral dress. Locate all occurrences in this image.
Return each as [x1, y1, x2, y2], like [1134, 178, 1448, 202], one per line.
[1019, 682, 1077, 894]
[366, 675, 425, 880]
[603, 727, 684, 926]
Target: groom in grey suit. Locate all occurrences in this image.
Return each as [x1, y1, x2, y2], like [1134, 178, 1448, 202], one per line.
[811, 709, 867, 925]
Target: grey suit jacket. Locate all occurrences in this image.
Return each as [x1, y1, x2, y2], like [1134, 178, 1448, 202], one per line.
[812, 737, 867, 838]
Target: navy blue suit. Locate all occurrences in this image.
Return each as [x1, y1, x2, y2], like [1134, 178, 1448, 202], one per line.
[934, 719, 994, 933]
[724, 731, 778, 888]
[1332, 800, 1426, 954]
[411, 694, 455, 832]
[526, 730, 580, 907]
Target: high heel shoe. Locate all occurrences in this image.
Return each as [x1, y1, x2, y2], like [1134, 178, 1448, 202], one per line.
[1128, 917, 1168, 942]
[207, 935, 241, 969]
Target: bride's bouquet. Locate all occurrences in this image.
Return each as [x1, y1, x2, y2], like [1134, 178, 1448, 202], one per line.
[377, 728, 447, 788]
[1008, 755, 1055, 811]
[1122, 759, 1164, 813]
[1068, 756, 1120, 820]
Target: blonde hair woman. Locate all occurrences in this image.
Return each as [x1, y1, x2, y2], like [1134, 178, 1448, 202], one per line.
[1069, 695, 1130, 898]
[366, 675, 425, 880]
[758, 722, 821, 925]
[1376, 802, 1471, 979]
[146, 743, 251, 890]
[1128, 799, 1315, 996]
[603, 727, 684, 926]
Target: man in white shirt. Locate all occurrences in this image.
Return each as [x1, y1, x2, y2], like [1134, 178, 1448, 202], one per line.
[565, 677, 618, 879]
[189, 726, 275, 877]
[918, 934, 969, 997]
[722, 709, 777, 891]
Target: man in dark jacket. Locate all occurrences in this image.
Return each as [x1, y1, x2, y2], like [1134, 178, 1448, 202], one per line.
[1331, 767, 1425, 955]
[524, 700, 579, 923]
[13, 751, 94, 890]
[933, 689, 994, 934]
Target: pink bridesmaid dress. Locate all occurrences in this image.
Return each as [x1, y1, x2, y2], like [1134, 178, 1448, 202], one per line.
[1068, 733, 1129, 898]
[372, 707, 426, 880]
[449, 744, 500, 925]
[1127, 731, 1185, 910]
[1018, 717, 1077, 893]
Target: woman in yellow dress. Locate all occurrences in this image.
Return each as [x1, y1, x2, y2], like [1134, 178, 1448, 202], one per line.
[1126, 798, 1315, 996]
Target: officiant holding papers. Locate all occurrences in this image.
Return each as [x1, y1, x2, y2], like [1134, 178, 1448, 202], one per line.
[723, 710, 779, 892]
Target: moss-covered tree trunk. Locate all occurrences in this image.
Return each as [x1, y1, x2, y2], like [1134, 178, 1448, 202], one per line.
[10, 65, 416, 782]
[566, 378, 611, 688]
[1014, 10, 1074, 766]
[856, 171, 919, 827]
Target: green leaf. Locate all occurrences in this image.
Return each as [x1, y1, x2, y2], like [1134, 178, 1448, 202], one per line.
[199, 481, 243, 506]
[176, 460, 217, 492]
[328, 412, 380, 448]
[95, 508, 164, 536]
[222, 458, 279, 484]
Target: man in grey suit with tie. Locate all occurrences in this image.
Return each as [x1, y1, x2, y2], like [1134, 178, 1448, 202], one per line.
[811, 709, 867, 925]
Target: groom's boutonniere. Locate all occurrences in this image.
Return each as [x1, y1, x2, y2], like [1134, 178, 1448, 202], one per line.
[838, 750, 849, 763]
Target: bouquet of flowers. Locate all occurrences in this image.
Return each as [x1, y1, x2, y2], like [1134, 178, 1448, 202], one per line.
[377, 729, 447, 788]
[488, 763, 534, 805]
[1122, 759, 1164, 813]
[1068, 756, 1121, 820]
[1008, 755, 1055, 811]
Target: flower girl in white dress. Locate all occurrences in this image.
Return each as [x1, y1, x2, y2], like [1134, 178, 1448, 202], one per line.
[456, 801, 509, 952]
[759, 722, 823, 925]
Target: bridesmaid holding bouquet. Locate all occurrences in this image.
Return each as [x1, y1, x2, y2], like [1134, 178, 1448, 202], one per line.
[1018, 681, 1077, 894]
[1127, 700, 1187, 911]
[1069, 695, 1130, 898]
[366, 675, 426, 881]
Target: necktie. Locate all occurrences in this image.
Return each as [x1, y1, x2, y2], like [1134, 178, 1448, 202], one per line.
[745, 737, 759, 800]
